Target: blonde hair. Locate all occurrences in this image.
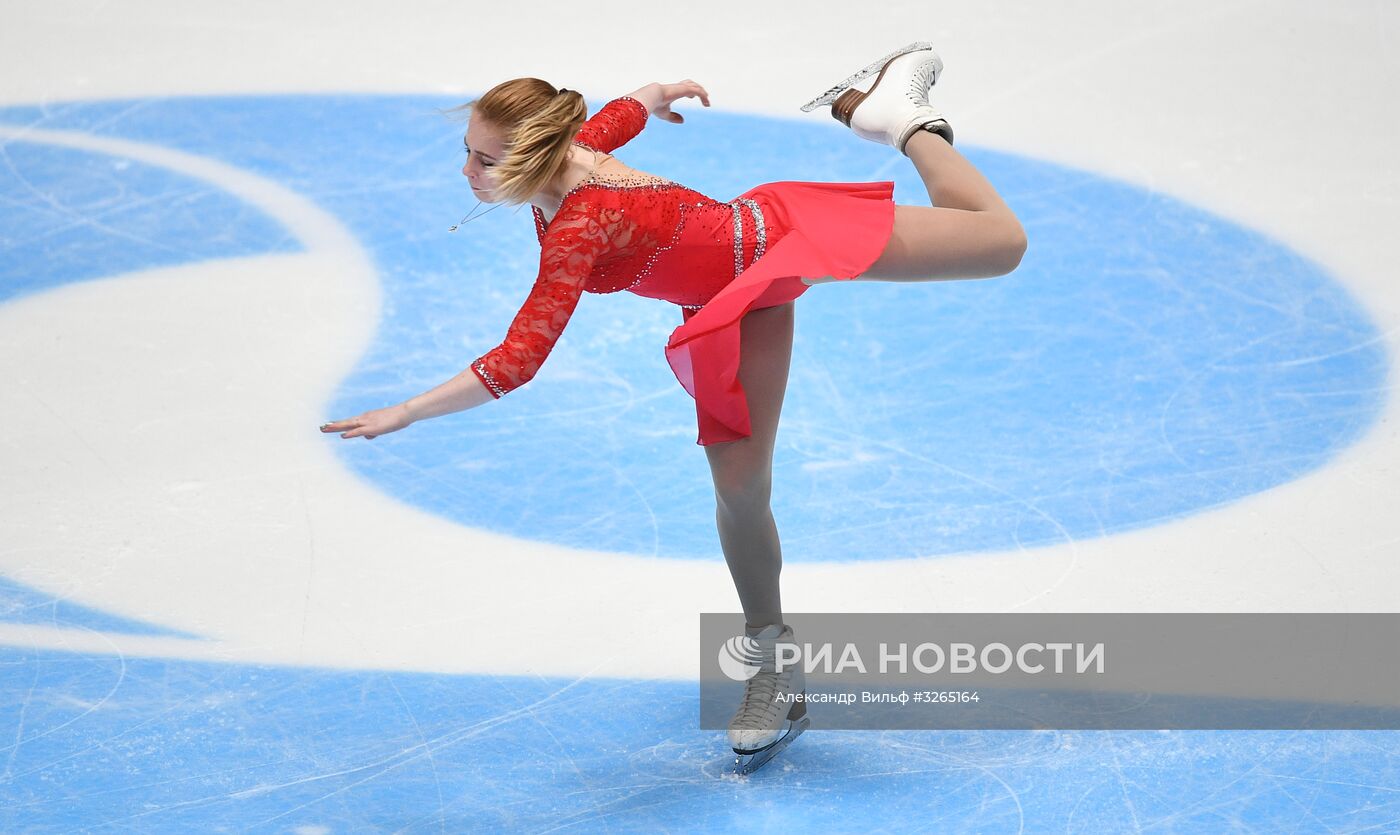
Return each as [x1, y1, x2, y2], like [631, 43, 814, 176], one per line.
[445, 78, 588, 207]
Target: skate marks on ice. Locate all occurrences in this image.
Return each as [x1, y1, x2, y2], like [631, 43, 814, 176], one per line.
[10, 644, 1393, 832]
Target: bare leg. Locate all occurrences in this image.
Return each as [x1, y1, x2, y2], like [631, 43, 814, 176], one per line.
[828, 130, 1026, 283]
[703, 302, 795, 630]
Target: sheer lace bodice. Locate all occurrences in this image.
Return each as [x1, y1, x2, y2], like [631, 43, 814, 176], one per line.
[470, 96, 773, 399]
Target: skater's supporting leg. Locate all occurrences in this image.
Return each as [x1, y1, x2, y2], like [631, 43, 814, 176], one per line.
[704, 302, 794, 630]
[715, 499, 783, 630]
[855, 131, 1027, 282]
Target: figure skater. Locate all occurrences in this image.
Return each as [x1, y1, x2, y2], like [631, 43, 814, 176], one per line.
[320, 41, 1026, 773]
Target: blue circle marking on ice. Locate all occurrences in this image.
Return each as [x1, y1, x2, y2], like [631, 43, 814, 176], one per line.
[0, 95, 1387, 564]
[0, 133, 299, 303]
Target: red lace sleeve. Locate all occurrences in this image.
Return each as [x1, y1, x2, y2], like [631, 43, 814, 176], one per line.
[572, 96, 649, 154]
[470, 201, 611, 398]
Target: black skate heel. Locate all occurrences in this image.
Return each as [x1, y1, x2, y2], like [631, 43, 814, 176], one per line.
[800, 40, 933, 112]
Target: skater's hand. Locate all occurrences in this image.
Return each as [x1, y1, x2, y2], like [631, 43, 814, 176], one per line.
[320, 404, 413, 440]
[651, 80, 710, 124]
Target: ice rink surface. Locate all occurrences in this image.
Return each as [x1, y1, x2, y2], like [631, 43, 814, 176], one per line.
[2, 1, 1398, 830]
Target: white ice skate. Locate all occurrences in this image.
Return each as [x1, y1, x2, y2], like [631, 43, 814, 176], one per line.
[726, 622, 810, 776]
[801, 41, 954, 155]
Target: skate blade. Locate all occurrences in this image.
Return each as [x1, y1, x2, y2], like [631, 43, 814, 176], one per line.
[799, 41, 933, 112]
[728, 716, 810, 776]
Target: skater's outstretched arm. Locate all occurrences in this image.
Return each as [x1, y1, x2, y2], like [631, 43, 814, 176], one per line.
[320, 200, 611, 440]
[568, 82, 709, 156]
[625, 80, 710, 124]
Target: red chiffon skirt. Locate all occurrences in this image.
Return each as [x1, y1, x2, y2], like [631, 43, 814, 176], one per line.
[665, 179, 896, 446]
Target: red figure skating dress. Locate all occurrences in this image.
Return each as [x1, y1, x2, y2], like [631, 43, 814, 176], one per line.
[469, 95, 896, 445]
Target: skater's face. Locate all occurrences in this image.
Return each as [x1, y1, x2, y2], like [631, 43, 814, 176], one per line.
[462, 117, 506, 199]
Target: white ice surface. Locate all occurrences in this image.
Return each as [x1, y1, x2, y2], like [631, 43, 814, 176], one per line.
[0, 1, 1396, 687]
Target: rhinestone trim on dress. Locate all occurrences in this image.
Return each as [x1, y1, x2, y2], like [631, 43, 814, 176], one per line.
[678, 197, 768, 310]
[728, 197, 768, 281]
[730, 200, 745, 280]
[545, 177, 684, 228]
[736, 197, 767, 264]
[471, 358, 507, 397]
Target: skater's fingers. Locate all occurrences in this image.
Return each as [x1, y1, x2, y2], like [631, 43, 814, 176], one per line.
[685, 81, 710, 106]
[662, 80, 708, 107]
[335, 419, 368, 439]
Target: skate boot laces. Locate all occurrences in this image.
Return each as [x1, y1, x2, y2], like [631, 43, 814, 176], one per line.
[905, 58, 938, 106]
[732, 672, 784, 730]
[730, 638, 798, 731]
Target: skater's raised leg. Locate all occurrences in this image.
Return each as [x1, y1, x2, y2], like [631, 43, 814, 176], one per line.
[858, 131, 1027, 282]
[801, 43, 1027, 284]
